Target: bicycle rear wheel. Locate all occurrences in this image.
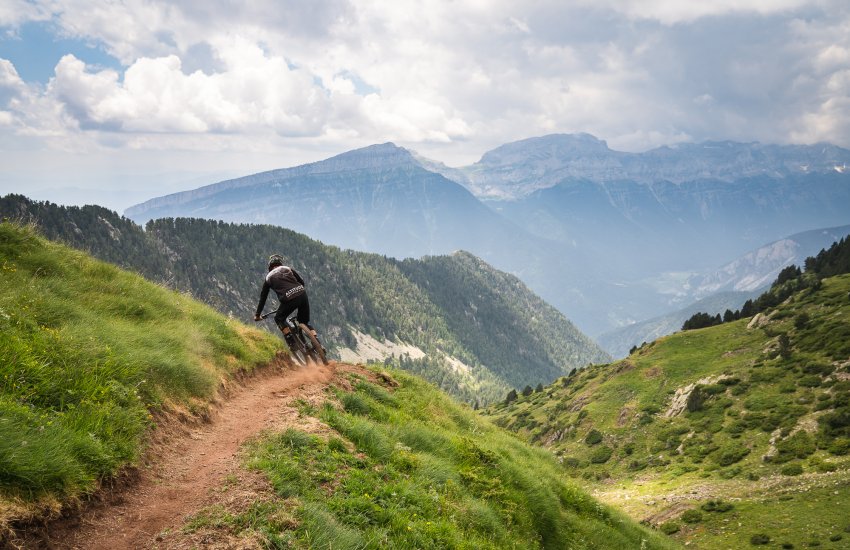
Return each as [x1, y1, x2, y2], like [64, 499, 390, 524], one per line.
[299, 323, 329, 365]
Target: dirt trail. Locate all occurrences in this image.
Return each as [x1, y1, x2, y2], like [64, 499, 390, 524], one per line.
[35, 359, 339, 550]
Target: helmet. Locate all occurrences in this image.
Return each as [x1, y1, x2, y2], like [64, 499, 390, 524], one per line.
[267, 254, 284, 270]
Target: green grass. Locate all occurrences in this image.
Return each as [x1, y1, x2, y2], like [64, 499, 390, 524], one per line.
[0, 222, 281, 510]
[241, 369, 678, 549]
[681, 482, 850, 549]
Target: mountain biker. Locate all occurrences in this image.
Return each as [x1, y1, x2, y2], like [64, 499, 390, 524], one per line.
[254, 254, 315, 351]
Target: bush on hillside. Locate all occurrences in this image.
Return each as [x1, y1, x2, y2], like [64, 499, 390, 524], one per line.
[701, 499, 734, 513]
[660, 521, 680, 535]
[781, 463, 804, 476]
[713, 444, 750, 466]
[585, 429, 603, 445]
[681, 509, 702, 523]
[589, 445, 614, 464]
[750, 533, 771, 545]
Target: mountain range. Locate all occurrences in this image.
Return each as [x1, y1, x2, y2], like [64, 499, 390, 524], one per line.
[124, 134, 850, 338]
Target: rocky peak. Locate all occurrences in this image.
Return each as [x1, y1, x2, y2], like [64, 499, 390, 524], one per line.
[477, 133, 613, 167]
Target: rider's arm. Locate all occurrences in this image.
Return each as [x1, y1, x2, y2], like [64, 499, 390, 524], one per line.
[292, 268, 305, 286]
[255, 281, 271, 317]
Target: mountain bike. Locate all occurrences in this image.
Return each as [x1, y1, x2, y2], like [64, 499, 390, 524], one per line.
[256, 309, 328, 365]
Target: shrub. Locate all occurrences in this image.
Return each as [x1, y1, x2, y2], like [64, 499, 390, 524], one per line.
[773, 431, 816, 463]
[660, 521, 680, 535]
[562, 457, 581, 469]
[701, 499, 734, 513]
[681, 509, 702, 523]
[826, 436, 850, 455]
[327, 437, 348, 453]
[781, 463, 804, 476]
[703, 384, 727, 396]
[798, 375, 822, 388]
[584, 429, 603, 445]
[830, 534, 843, 542]
[589, 446, 613, 464]
[714, 444, 750, 466]
[750, 533, 771, 545]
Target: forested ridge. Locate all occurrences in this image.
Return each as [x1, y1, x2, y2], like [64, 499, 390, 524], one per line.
[1, 194, 609, 404]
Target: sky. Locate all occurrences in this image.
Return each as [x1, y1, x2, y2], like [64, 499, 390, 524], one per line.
[1, 0, 849, 211]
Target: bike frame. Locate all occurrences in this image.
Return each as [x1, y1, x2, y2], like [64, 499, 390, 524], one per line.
[255, 308, 326, 365]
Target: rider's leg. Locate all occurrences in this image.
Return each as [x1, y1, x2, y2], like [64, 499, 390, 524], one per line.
[296, 294, 316, 336]
[274, 302, 299, 350]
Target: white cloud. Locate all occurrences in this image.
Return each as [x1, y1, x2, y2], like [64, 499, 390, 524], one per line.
[583, 0, 816, 25]
[0, 0, 848, 172]
[0, 0, 49, 28]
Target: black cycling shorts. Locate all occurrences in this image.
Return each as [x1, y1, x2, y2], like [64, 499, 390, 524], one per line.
[274, 292, 310, 330]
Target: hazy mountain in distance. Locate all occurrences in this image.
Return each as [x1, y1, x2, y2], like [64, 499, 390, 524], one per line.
[450, 134, 850, 277]
[126, 143, 531, 260]
[455, 133, 850, 200]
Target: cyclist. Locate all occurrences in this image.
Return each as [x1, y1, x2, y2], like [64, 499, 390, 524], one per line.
[254, 254, 315, 351]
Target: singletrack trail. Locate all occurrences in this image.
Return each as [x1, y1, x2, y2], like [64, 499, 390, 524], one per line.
[39, 359, 342, 549]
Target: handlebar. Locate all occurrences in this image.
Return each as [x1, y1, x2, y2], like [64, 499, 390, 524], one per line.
[256, 309, 279, 321]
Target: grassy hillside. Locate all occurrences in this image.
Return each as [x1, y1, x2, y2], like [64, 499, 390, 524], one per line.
[487, 273, 850, 548]
[0, 194, 610, 404]
[0, 222, 280, 527]
[183, 367, 677, 549]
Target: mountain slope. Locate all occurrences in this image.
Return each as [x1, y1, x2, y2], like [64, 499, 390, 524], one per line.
[0, 221, 280, 528]
[398, 251, 610, 389]
[486, 249, 850, 547]
[2, 195, 608, 404]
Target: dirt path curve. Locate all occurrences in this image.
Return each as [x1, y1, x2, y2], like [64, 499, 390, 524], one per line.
[49, 360, 337, 550]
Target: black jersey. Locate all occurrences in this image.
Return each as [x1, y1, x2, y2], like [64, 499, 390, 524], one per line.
[255, 265, 305, 316]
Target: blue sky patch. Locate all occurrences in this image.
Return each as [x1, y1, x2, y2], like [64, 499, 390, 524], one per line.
[0, 21, 122, 83]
